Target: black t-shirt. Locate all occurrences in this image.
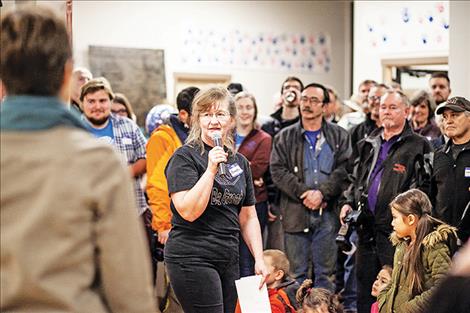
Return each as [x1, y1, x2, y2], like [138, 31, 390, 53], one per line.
[164, 143, 256, 261]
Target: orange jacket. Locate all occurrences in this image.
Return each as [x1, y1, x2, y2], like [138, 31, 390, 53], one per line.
[146, 124, 182, 232]
[235, 287, 295, 313]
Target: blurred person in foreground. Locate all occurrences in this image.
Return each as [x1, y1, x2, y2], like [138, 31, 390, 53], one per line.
[0, 6, 155, 312]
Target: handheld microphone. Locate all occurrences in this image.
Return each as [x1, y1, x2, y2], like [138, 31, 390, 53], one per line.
[212, 132, 227, 176]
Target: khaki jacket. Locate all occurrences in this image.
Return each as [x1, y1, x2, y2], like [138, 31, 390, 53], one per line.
[378, 224, 457, 313]
[1, 127, 156, 312]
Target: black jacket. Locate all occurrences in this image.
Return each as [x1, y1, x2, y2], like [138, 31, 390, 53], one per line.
[431, 140, 470, 243]
[270, 119, 351, 232]
[349, 113, 378, 146]
[261, 107, 300, 209]
[341, 123, 433, 235]
[261, 107, 299, 138]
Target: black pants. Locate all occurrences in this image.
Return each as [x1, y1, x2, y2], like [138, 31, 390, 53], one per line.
[141, 209, 157, 285]
[166, 257, 239, 313]
[356, 229, 394, 313]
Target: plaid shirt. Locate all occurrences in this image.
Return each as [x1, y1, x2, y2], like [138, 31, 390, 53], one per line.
[84, 114, 148, 215]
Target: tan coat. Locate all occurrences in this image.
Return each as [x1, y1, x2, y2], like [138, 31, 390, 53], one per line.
[378, 224, 456, 313]
[1, 127, 156, 312]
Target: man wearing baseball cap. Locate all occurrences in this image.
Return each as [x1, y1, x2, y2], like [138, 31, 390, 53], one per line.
[431, 96, 470, 245]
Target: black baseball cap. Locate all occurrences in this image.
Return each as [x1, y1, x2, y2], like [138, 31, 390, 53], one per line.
[227, 83, 244, 96]
[436, 96, 470, 115]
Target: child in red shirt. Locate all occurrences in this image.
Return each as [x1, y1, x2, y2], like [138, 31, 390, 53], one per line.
[235, 249, 297, 313]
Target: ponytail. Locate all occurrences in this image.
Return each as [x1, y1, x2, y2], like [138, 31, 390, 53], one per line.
[296, 280, 342, 313]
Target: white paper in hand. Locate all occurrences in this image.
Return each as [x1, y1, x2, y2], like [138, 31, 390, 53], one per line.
[235, 275, 271, 313]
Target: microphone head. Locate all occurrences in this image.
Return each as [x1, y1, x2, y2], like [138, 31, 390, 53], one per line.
[212, 131, 222, 140]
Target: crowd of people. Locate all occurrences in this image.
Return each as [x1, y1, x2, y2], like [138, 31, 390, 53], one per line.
[1, 6, 470, 313]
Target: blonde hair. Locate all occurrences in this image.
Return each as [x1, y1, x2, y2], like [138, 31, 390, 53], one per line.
[186, 86, 237, 154]
[263, 249, 290, 278]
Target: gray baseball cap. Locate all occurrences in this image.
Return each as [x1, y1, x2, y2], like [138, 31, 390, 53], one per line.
[436, 96, 470, 115]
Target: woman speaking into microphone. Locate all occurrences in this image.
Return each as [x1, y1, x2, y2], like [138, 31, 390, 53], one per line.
[164, 86, 268, 313]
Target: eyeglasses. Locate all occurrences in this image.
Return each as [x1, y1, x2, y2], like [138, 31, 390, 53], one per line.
[368, 96, 381, 102]
[112, 109, 128, 114]
[300, 96, 323, 105]
[200, 111, 230, 121]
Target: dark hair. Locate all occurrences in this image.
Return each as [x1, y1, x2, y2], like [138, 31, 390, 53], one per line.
[176, 86, 200, 115]
[303, 82, 330, 105]
[227, 83, 244, 96]
[0, 6, 72, 95]
[112, 93, 135, 118]
[410, 90, 436, 121]
[80, 77, 114, 102]
[296, 280, 342, 313]
[281, 76, 304, 94]
[390, 189, 448, 296]
[430, 72, 450, 85]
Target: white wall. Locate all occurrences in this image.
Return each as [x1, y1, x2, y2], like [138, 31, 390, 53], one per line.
[72, 1, 350, 116]
[449, 1, 470, 99]
[353, 1, 449, 92]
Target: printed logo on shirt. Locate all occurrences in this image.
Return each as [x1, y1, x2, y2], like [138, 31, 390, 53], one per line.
[465, 167, 470, 178]
[393, 163, 406, 174]
[211, 188, 243, 206]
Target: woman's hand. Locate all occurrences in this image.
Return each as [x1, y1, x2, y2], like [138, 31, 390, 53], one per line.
[207, 146, 228, 175]
[254, 258, 269, 289]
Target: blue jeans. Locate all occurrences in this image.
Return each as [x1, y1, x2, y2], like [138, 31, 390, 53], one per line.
[284, 210, 337, 292]
[342, 230, 358, 312]
[239, 201, 268, 277]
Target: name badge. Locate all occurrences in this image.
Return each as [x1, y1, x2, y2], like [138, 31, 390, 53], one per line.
[122, 137, 132, 145]
[228, 163, 243, 177]
[465, 167, 470, 178]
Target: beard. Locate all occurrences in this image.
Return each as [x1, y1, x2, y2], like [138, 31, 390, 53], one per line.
[435, 97, 446, 105]
[87, 115, 110, 126]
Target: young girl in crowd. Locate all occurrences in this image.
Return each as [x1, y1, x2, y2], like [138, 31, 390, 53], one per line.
[296, 280, 343, 313]
[370, 265, 392, 313]
[378, 189, 457, 313]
